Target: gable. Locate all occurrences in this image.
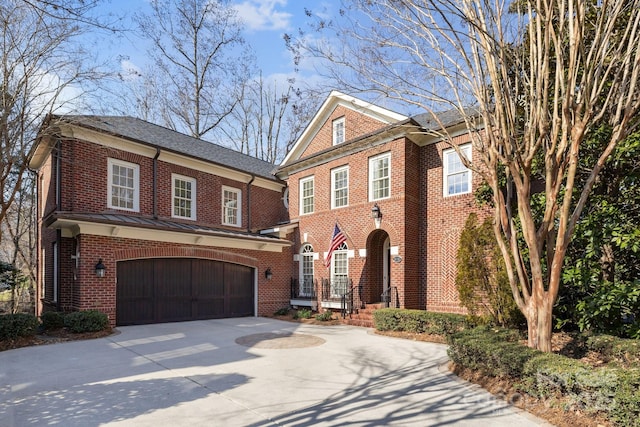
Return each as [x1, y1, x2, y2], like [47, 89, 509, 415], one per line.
[280, 91, 407, 167]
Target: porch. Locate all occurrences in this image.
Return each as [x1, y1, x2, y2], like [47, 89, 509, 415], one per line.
[290, 277, 399, 327]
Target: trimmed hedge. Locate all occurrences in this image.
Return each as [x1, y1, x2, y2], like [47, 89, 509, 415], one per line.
[63, 310, 109, 333]
[448, 326, 640, 426]
[0, 313, 39, 340]
[40, 311, 66, 330]
[585, 334, 640, 366]
[373, 308, 474, 336]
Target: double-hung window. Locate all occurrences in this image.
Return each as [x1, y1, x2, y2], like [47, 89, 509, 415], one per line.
[332, 117, 345, 145]
[300, 244, 314, 297]
[331, 166, 349, 209]
[369, 152, 391, 201]
[331, 242, 349, 297]
[107, 158, 139, 211]
[300, 176, 314, 215]
[222, 186, 241, 226]
[172, 174, 196, 220]
[443, 144, 472, 196]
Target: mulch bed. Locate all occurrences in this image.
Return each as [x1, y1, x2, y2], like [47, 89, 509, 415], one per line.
[0, 328, 113, 352]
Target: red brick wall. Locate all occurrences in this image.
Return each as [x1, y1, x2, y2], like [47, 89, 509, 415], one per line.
[299, 105, 392, 158]
[37, 134, 289, 322]
[422, 136, 490, 313]
[288, 135, 417, 308]
[57, 138, 285, 229]
[59, 234, 293, 327]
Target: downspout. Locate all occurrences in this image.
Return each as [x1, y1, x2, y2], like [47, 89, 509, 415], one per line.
[247, 174, 255, 233]
[153, 148, 161, 219]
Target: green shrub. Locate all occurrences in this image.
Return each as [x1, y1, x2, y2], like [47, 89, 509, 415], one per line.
[315, 311, 334, 321]
[373, 308, 473, 336]
[0, 313, 39, 340]
[293, 308, 312, 319]
[585, 334, 640, 365]
[448, 325, 640, 426]
[41, 311, 66, 330]
[455, 213, 522, 327]
[63, 310, 109, 333]
[274, 307, 290, 316]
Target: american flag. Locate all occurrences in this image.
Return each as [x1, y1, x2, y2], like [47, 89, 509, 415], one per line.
[324, 223, 347, 267]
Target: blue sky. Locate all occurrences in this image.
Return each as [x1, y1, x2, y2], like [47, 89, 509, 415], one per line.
[101, 0, 338, 90]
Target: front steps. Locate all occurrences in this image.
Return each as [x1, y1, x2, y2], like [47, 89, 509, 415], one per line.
[340, 303, 383, 328]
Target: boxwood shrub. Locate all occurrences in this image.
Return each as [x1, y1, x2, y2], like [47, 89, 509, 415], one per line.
[373, 308, 474, 336]
[40, 311, 66, 330]
[0, 313, 40, 340]
[63, 310, 109, 333]
[448, 325, 640, 426]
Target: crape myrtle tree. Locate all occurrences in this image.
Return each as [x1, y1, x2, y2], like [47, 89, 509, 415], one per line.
[288, 0, 640, 351]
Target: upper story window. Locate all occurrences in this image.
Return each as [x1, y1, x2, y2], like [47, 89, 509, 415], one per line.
[300, 176, 314, 215]
[331, 166, 349, 209]
[172, 174, 196, 220]
[332, 117, 345, 145]
[107, 158, 139, 212]
[369, 152, 391, 201]
[443, 144, 472, 197]
[222, 186, 242, 227]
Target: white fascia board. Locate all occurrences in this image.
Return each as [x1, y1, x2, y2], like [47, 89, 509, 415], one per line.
[60, 124, 283, 192]
[55, 219, 291, 252]
[280, 91, 407, 167]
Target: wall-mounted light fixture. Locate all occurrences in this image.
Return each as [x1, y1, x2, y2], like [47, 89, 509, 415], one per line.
[95, 259, 106, 278]
[265, 267, 273, 280]
[371, 203, 382, 229]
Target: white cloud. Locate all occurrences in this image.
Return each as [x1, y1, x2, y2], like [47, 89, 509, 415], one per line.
[233, 0, 292, 31]
[119, 59, 142, 81]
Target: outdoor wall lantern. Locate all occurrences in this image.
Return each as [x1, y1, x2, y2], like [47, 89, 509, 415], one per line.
[371, 203, 382, 229]
[265, 267, 273, 280]
[95, 259, 106, 278]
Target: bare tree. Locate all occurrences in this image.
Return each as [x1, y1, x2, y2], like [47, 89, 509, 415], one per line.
[291, 0, 640, 351]
[1, 0, 104, 312]
[135, 0, 251, 140]
[220, 74, 312, 163]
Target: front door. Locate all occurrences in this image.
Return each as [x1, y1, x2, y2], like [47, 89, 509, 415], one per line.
[366, 229, 391, 304]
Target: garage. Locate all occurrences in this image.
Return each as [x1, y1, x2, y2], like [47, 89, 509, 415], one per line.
[116, 258, 254, 326]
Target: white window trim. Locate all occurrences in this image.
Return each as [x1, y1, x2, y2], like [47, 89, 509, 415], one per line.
[299, 176, 315, 215]
[107, 158, 140, 212]
[300, 244, 315, 297]
[368, 152, 391, 202]
[332, 117, 345, 145]
[171, 174, 197, 220]
[443, 144, 472, 197]
[222, 186, 242, 227]
[330, 242, 349, 297]
[331, 166, 349, 209]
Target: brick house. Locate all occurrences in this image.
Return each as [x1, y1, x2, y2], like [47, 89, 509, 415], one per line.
[30, 91, 484, 327]
[277, 91, 485, 318]
[30, 116, 294, 327]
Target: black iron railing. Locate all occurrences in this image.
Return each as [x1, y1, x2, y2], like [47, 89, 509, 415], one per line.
[321, 277, 351, 301]
[381, 286, 399, 308]
[341, 282, 362, 318]
[290, 278, 317, 300]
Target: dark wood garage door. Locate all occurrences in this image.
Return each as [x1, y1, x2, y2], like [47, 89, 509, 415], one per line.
[116, 258, 254, 326]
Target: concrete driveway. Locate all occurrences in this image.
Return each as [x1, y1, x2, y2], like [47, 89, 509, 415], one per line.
[0, 318, 549, 426]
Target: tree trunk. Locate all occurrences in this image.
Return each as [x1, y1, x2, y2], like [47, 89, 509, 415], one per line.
[526, 296, 553, 352]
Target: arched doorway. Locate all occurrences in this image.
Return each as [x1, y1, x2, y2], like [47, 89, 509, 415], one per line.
[366, 229, 390, 304]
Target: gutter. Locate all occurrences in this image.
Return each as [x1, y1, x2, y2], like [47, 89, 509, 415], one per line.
[246, 174, 255, 232]
[153, 148, 161, 219]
